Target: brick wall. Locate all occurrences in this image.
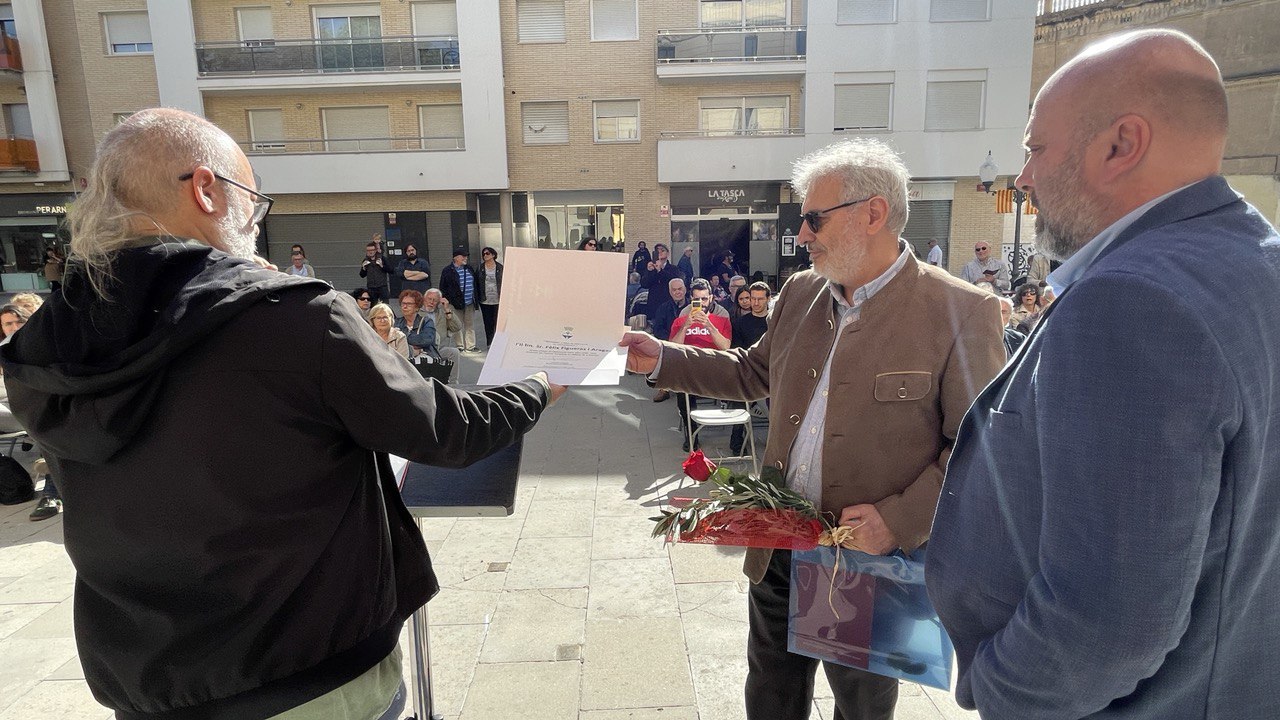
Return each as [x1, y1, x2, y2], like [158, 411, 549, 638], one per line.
[946, 178, 1005, 276]
[192, 0, 419, 43]
[203, 87, 464, 143]
[271, 190, 466, 214]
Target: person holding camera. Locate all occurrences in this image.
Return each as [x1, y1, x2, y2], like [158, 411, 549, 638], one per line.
[959, 241, 1010, 293]
[669, 279, 732, 450]
[359, 234, 393, 302]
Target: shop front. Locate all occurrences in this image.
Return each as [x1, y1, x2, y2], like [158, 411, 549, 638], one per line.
[668, 183, 781, 286]
[0, 193, 74, 292]
[532, 190, 625, 250]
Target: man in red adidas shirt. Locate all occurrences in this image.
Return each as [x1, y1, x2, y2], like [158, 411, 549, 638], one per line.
[671, 279, 732, 449]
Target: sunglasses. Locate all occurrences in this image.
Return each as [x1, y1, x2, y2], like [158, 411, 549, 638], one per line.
[356, 296, 371, 302]
[975, 246, 990, 252]
[801, 196, 873, 233]
[178, 171, 274, 224]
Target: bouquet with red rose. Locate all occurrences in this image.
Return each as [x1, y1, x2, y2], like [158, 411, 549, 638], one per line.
[652, 452, 855, 551]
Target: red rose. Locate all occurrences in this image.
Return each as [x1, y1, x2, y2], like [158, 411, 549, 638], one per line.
[682, 450, 717, 482]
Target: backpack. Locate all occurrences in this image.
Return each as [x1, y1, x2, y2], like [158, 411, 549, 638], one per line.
[0, 455, 34, 505]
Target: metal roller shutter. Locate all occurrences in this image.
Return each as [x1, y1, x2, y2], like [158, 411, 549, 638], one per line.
[902, 200, 951, 264]
[517, 0, 566, 43]
[265, 213, 385, 291]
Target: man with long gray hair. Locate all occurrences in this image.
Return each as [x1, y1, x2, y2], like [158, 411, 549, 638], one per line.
[619, 138, 1005, 719]
[0, 108, 565, 719]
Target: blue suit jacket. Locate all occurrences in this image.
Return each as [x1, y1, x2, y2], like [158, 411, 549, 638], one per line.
[927, 176, 1280, 719]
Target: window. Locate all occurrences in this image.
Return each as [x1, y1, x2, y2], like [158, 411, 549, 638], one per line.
[103, 12, 153, 55]
[522, 101, 569, 144]
[0, 5, 15, 39]
[836, 0, 896, 24]
[930, 0, 989, 22]
[925, 80, 984, 131]
[700, 0, 788, 28]
[314, 5, 382, 70]
[3, 103, 30, 138]
[594, 100, 639, 142]
[517, 0, 565, 43]
[591, 0, 637, 41]
[419, 104, 464, 150]
[247, 109, 285, 152]
[411, 1, 458, 36]
[834, 84, 892, 131]
[321, 106, 391, 151]
[236, 7, 274, 47]
[698, 96, 788, 135]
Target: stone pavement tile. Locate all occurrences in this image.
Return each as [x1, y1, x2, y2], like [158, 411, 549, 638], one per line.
[590, 516, 668, 560]
[578, 709, 698, 720]
[429, 562, 507, 626]
[10, 597, 74, 639]
[460, 660, 580, 720]
[46, 656, 85, 681]
[434, 518, 524, 566]
[688, 652, 747, 720]
[0, 679, 111, 720]
[522, 498, 595, 538]
[480, 588, 587, 664]
[0, 637, 78, 714]
[423, 623, 487, 718]
[891, 691, 948, 719]
[668, 543, 747, 585]
[0, 577, 16, 590]
[0, 602, 55, 641]
[675, 582, 749, 656]
[580, 618, 695, 710]
[586, 558, 678, 621]
[922, 686, 979, 719]
[417, 517, 457, 542]
[0, 556, 75, 604]
[0, 535, 66, 573]
[505, 537, 592, 590]
[594, 477, 664, 518]
[533, 475, 599, 503]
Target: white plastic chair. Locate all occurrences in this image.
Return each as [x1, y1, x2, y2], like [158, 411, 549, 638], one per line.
[684, 394, 758, 474]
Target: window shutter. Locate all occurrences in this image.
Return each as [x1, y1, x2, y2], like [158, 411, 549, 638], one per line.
[592, 0, 636, 41]
[902, 200, 953, 261]
[595, 100, 638, 141]
[745, 0, 787, 26]
[106, 12, 152, 45]
[699, 1, 741, 28]
[412, 1, 457, 36]
[522, 102, 569, 144]
[834, 84, 891, 131]
[236, 8, 273, 42]
[313, 4, 381, 19]
[930, 0, 989, 21]
[322, 107, 391, 150]
[518, 0, 566, 43]
[837, 0, 896, 24]
[419, 104, 464, 149]
[5, 104, 31, 139]
[247, 109, 285, 151]
[925, 81, 984, 130]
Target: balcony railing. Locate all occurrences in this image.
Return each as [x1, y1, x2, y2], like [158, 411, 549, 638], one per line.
[0, 34, 21, 72]
[659, 127, 804, 138]
[0, 138, 38, 172]
[196, 36, 460, 77]
[241, 135, 465, 154]
[1037, 0, 1109, 14]
[656, 26, 805, 64]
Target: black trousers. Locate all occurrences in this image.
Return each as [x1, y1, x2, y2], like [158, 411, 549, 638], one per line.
[480, 303, 499, 347]
[367, 285, 390, 304]
[746, 550, 898, 720]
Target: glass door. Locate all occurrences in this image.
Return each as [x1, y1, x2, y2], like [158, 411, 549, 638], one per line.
[316, 12, 382, 71]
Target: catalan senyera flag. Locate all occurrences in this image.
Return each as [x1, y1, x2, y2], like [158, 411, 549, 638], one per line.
[995, 189, 1038, 215]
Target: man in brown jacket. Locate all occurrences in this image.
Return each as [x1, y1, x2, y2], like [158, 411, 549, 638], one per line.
[621, 138, 1004, 720]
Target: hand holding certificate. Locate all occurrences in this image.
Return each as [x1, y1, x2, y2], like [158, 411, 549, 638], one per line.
[478, 247, 630, 386]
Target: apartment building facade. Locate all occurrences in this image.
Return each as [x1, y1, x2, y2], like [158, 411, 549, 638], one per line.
[0, 0, 1035, 291]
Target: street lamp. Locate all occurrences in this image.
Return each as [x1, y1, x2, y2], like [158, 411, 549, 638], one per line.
[977, 151, 1027, 282]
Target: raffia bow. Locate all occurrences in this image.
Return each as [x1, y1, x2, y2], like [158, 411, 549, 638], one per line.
[815, 522, 864, 619]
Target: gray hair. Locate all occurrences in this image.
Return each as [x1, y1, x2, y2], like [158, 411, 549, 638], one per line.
[668, 277, 686, 290]
[629, 271, 640, 283]
[67, 108, 243, 296]
[424, 288, 443, 299]
[790, 138, 911, 236]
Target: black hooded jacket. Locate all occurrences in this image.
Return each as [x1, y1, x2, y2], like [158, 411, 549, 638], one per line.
[1, 240, 549, 720]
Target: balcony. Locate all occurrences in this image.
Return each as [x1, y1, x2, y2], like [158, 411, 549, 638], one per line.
[242, 135, 465, 154]
[239, 134, 508, 194]
[656, 26, 805, 80]
[657, 129, 805, 184]
[195, 36, 461, 91]
[0, 34, 21, 74]
[0, 138, 38, 173]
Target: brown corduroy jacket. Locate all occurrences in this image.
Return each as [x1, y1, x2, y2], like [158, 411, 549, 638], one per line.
[656, 252, 1006, 582]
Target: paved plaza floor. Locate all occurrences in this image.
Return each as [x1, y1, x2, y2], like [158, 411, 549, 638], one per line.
[0, 352, 976, 719]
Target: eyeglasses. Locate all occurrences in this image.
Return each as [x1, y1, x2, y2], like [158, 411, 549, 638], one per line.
[585, 243, 597, 248]
[801, 196, 873, 233]
[178, 170, 274, 225]
[975, 246, 990, 252]
[356, 296, 371, 303]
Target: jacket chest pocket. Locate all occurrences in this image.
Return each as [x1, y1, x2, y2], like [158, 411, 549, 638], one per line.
[873, 371, 932, 402]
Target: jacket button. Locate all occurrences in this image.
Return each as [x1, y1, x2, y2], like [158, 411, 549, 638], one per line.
[774, 460, 784, 470]
[789, 414, 800, 425]
[808, 368, 817, 378]
[827, 318, 835, 330]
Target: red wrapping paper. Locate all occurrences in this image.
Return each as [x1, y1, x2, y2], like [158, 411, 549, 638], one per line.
[672, 508, 824, 550]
